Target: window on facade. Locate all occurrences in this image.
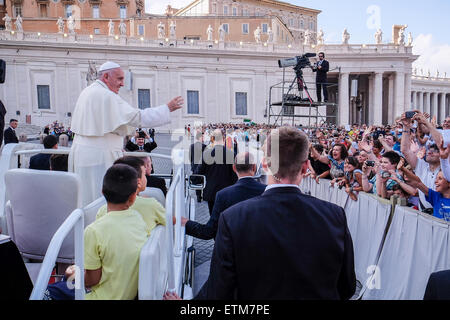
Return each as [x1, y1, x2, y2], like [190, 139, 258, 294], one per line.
[187, 90, 199, 114]
[232, 7, 237, 16]
[213, 3, 216, 13]
[40, 4, 48, 17]
[94, 28, 100, 34]
[14, 5, 22, 17]
[37, 85, 51, 110]
[262, 23, 268, 33]
[92, 5, 100, 18]
[242, 23, 248, 34]
[289, 18, 293, 27]
[120, 5, 127, 19]
[223, 23, 229, 33]
[65, 5, 72, 18]
[243, 9, 248, 16]
[310, 21, 314, 29]
[223, 5, 228, 15]
[138, 89, 151, 110]
[300, 19, 304, 29]
[138, 25, 145, 36]
[235, 92, 247, 115]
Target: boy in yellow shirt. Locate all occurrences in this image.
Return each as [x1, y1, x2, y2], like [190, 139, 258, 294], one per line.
[96, 156, 166, 232]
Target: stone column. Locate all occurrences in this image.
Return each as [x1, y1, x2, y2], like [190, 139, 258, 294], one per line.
[432, 92, 438, 119]
[418, 91, 424, 113]
[423, 92, 430, 114]
[338, 72, 350, 125]
[412, 91, 417, 110]
[388, 75, 395, 123]
[394, 71, 405, 118]
[373, 72, 383, 125]
[404, 72, 412, 112]
[368, 75, 374, 124]
[439, 93, 446, 124]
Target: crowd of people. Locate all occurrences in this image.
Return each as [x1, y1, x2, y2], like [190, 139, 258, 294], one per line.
[43, 121, 74, 141]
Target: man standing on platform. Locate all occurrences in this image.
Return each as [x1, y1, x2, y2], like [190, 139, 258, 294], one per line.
[70, 61, 183, 205]
[312, 52, 329, 103]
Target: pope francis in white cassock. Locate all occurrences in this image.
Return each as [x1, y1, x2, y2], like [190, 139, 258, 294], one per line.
[69, 61, 183, 205]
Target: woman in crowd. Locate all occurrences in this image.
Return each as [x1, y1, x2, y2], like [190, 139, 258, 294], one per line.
[342, 156, 363, 201]
[310, 143, 348, 180]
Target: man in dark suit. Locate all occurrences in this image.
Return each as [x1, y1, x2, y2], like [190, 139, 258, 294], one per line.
[30, 135, 58, 171]
[312, 52, 329, 103]
[125, 130, 157, 153]
[182, 152, 266, 240]
[190, 131, 207, 202]
[3, 118, 19, 145]
[194, 129, 238, 214]
[204, 127, 356, 300]
[424, 270, 450, 300]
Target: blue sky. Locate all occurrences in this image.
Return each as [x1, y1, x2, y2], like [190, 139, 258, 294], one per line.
[145, 0, 450, 75]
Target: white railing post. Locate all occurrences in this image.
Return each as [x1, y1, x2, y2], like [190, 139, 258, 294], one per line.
[174, 166, 183, 257]
[29, 209, 85, 300]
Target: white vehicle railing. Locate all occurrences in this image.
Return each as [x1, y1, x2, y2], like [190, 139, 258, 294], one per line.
[29, 208, 85, 300]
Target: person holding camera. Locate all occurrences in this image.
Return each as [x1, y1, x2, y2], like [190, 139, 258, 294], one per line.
[401, 112, 442, 213]
[311, 52, 329, 103]
[361, 151, 407, 199]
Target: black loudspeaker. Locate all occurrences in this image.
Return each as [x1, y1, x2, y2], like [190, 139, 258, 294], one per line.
[16, 111, 20, 116]
[0, 59, 5, 84]
[67, 112, 71, 117]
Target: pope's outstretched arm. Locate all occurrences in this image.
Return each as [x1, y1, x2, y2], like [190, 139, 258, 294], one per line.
[137, 96, 183, 128]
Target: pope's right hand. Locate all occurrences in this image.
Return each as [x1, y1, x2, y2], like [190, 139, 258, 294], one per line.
[168, 96, 184, 112]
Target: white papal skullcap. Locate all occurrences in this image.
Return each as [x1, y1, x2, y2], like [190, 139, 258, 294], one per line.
[98, 61, 121, 72]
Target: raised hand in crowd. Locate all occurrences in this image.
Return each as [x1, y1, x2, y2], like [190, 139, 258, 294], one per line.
[417, 147, 426, 160]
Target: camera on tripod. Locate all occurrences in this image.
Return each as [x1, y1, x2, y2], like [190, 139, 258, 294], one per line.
[278, 53, 316, 69]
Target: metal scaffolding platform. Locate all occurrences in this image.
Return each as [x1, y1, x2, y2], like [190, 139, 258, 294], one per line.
[267, 68, 339, 127]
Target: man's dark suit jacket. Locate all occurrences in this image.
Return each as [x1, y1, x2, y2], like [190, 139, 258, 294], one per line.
[125, 140, 157, 153]
[190, 141, 206, 172]
[312, 60, 329, 82]
[194, 145, 238, 202]
[205, 186, 356, 300]
[4, 127, 18, 145]
[186, 177, 266, 240]
[29, 153, 52, 171]
[424, 270, 450, 300]
[146, 175, 167, 196]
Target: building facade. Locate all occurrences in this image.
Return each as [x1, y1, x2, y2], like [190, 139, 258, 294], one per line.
[0, 0, 316, 45]
[0, 0, 449, 130]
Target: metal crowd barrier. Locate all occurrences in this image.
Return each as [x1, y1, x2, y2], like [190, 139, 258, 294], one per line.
[300, 176, 450, 300]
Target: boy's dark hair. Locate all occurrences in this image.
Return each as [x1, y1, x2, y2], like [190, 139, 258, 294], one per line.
[346, 156, 361, 169]
[113, 156, 145, 177]
[43, 135, 58, 149]
[383, 151, 401, 165]
[102, 164, 138, 204]
[50, 154, 68, 172]
[10, 119, 18, 123]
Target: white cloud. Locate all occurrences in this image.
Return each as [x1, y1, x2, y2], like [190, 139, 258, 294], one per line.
[412, 33, 450, 77]
[145, 0, 189, 14]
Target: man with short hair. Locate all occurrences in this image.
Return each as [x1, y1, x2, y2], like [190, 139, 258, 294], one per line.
[401, 115, 441, 212]
[194, 129, 238, 213]
[182, 152, 266, 241]
[203, 127, 356, 299]
[4, 119, 18, 145]
[311, 52, 329, 103]
[125, 130, 157, 152]
[70, 61, 183, 205]
[30, 135, 58, 171]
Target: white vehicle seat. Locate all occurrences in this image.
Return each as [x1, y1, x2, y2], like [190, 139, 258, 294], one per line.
[5, 169, 81, 263]
[140, 187, 165, 208]
[138, 225, 168, 300]
[83, 196, 107, 227]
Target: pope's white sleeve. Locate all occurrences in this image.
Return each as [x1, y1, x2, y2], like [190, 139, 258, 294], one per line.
[441, 157, 450, 182]
[139, 104, 171, 128]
